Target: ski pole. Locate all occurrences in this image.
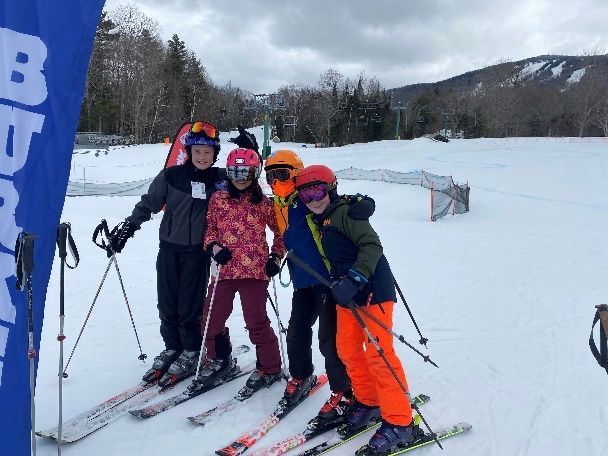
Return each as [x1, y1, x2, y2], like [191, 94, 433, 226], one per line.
[347, 304, 442, 450]
[100, 220, 146, 362]
[64, 220, 146, 375]
[286, 250, 442, 450]
[15, 232, 38, 456]
[55, 223, 79, 455]
[195, 265, 222, 380]
[270, 277, 289, 379]
[285, 251, 437, 367]
[354, 305, 437, 368]
[394, 278, 428, 346]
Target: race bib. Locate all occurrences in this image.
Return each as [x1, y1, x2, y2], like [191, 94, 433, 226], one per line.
[191, 181, 206, 199]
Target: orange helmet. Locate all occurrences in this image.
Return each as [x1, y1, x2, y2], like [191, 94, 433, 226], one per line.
[264, 149, 304, 171]
[264, 150, 304, 197]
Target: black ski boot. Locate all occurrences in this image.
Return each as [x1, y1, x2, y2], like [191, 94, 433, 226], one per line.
[282, 375, 316, 406]
[142, 349, 180, 382]
[158, 349, 200, 388]
[338, 399, 381, 436]
[190, 357, 235, 390]
[307, 391, 353, 432]
[236, 369, 282, 400]
[356, 419, 424, 455]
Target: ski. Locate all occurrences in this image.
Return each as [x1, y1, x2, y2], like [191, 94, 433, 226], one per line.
[216, 373, 329, 456]
[358, 422, 472, 456]
[188, 377, 283, 427]
[36, 383, 164, 442]
[251, 394, 430, 456]
[37, 344, 250, 441]
[36, 380, 156, 438]
[129, 345, 253, 419]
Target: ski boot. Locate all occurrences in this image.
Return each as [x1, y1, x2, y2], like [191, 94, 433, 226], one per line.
[189, 357, 235, 391]
[338, 399, 381, 437]
[142, 349, 180, 382]
[356, 419, 423, 455]
[307, 391, 353, 433]
[236, 369, 282, 400]
[158, 349, 200, 388]
[282, 375, 317, 407]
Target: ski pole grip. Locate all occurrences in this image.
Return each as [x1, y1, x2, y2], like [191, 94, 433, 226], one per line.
[57, 223, 69, 259]
[19, 234, 36, 274]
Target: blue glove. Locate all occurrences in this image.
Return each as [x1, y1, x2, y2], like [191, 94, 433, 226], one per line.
[330, 269, 368, 308]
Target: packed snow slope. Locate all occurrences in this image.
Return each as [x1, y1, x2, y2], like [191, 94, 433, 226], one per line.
[35, 132, 608, 455]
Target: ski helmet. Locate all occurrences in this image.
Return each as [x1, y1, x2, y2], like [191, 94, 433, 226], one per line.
[264, 149, 304, 198]
[184, 120, 221, 162]
[263, 149, 304, 171]
[226, 148, 261, 181]
[294, 164, 336, 189]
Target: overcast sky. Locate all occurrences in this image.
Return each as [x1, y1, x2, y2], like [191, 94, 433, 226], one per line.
[103, 0, 608, 93]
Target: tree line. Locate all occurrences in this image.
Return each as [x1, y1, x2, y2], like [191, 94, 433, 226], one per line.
[80, 6, 608, 145]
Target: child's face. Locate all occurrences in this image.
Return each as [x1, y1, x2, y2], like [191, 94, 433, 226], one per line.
[304, 194, 330, 214]
[231, 179, 253, 190]
[191, 145, 215, 170]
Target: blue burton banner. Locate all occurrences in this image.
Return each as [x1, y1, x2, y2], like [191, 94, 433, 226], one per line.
[0, 2, 104, 454]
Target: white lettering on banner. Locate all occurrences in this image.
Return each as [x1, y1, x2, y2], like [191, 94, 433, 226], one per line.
[0, 27, 50, 388]
[0, 179, 23, 248]
[0, 104, 45, 175]
[0, 27, 48, 106]
[0, 325, 8, 357]
[0, 253, 16, 324]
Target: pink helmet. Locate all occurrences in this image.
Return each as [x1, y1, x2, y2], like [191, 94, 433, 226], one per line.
[226, 148, 261, 181]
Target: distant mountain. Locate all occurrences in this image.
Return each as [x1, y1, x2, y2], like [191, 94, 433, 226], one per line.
[388, 55, 608, 106]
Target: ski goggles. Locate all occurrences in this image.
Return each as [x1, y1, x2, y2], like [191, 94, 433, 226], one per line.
[265, 168, 294, 185]
[190, 121, 219, 140]
[298, 183, 328, 203]
[227, 165, 260, 182]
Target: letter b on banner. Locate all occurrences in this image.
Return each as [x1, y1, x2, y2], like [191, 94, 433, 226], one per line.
[0, 27, 48, 106]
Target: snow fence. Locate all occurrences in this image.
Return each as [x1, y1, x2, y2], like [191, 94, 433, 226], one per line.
[67, 168, 469, 221]
[335, 168, 469, 221]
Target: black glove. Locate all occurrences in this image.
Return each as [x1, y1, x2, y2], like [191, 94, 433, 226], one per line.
[230, 126, 259, 152]
[346, 194, 375, 220]
[108, 220, 138, 256]
[330, 269, 368, 308]
[265, 253, 281, 277]
[209, 243, 232, 265]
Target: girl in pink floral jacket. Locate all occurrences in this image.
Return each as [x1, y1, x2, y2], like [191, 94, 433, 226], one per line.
[198, 148, 286, 392]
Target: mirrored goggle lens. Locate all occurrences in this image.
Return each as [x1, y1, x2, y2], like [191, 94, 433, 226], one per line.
[190, 121, 218, 140]
[227, 166, 258, 181]
[265, 168, 292, 185]
[298, 184, 328, 203]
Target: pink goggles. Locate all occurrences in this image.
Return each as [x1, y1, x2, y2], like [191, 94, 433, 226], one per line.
[298, 183, 328, 203]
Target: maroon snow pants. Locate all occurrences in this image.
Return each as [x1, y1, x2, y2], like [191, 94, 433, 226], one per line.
[201, 278, 281, 374]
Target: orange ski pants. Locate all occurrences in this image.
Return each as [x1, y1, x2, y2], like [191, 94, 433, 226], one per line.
[336, 301, 413, 426]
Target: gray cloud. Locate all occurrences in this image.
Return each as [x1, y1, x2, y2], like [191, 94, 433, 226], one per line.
[104, 0, 608, 92]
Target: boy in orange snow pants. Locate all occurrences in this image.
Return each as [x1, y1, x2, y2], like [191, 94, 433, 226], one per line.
[295, 164, 421, 455]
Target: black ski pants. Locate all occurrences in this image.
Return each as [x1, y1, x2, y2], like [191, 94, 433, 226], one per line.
[286, 284, 350, 393]
[156, 247, 209, 351]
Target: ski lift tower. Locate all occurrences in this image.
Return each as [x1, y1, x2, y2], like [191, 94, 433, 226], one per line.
[391, 100, 409, 140]
[244, 94, 286, 158]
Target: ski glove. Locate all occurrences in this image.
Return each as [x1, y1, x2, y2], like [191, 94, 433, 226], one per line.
[330, 269, 368, 308]
[230, 126, 259, 152]
[208, 242, 232, 265]
[265, 253, 281, 277]
[345, 194, 376, 220]
[109, 220, 138, 255]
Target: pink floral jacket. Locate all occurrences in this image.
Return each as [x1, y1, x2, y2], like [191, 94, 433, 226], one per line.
[204, 190, 286, 281]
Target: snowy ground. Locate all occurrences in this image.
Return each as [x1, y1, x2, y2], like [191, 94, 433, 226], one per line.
[35, 131, 608, 455]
